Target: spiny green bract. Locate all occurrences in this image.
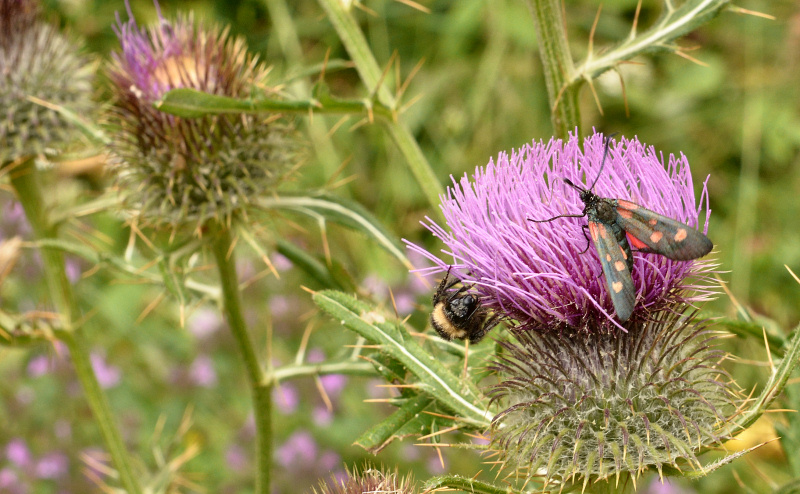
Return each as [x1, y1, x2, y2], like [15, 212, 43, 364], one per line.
[0, 0, 94, 164]
[487, 310, 738, 485]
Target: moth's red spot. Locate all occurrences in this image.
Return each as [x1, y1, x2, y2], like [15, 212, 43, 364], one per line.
[598, 224, 607, 239]
[617, 208, 633, 219]
[619, 245, 628, 259]
[650, 231, 664, 244]
[649, 218, 658, 226]
[589, 222, 599, 242]
[614, 261, 626, 272]
[606, 253, 612, 262]
[674, 228, 688, 242]
[627, 233, 647, 250]
[612, 281, 624, 293]
[617, 200, 638, 210]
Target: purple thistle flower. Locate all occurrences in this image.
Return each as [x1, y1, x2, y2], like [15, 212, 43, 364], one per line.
[34, 452, 68, 479]
[406, 131, 717, 331]
[188, 354, 217, 387]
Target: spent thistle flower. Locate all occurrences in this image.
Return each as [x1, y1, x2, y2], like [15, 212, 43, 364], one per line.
[0, 0, 94, 163]
[407, 131, 717, 331]
[107, 2, 299, 232]
[310, 464, 416, 494]
[488, 310, 739, 486]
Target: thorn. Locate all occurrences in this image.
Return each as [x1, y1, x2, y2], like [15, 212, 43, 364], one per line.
[354, 1, 378, 16]
[762, 327, 774, 372]
[630, 0, 642, 39]
[314, 374, 334, 412]
[295, 319, 316, 365]
[674, 50, 709, 67]
[728, 5, 775, 20]
[418, 425, 461, 440]
[714, 274, 751, 322]
[398, 57, 426, 102]
[614, 67, 630, 117]
[588, 4, 603, 56]
[393, 0, 431, 13]
[785, 265, 800, 285]
[299, 285, 316, 295]
[586, 77, 604, 116]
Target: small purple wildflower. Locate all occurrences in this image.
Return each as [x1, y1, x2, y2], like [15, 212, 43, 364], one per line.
[187, 307, 223, 339]
[27, 355, 52, 377]
[319, 374, 347, 398]
[312, 406, 333, 426]
[90, 353, 121, 389]
[34, 452, 68, 479]
[6, 439, 31, 467]
[189, 354, 217, 387]
[273, 383, 299, 414]
[406, 131, 717, 330]
[225, 444, 248, 472]
[276, 431, 317, 468]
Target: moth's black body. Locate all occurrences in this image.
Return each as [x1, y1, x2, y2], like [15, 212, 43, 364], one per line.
[430, 267, 500, 344]
[529, 136, 713, 321]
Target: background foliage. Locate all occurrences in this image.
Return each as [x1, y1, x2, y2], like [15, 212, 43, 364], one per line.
[2, 0, 799, 492]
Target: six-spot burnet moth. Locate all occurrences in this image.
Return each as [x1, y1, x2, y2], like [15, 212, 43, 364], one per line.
[529, 136, 713, 321]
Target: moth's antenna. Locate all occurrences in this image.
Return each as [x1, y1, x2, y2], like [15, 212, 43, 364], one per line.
[587, 133, 617, 192]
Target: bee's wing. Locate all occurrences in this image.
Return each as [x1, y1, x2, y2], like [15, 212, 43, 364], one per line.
[615, 200, 713, 260]
[588, 220, 635, 321]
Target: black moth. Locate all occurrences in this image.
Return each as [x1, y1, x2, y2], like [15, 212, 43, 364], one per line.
[529, 136, 713, 321]
[430, 267, 501, 343]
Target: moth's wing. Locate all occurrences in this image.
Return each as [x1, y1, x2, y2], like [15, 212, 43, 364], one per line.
[614, 200, 713, 260]
[588, 220, 636, 321]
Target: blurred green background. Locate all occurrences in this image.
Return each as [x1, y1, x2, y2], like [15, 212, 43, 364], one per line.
[1, 0, 798, 492]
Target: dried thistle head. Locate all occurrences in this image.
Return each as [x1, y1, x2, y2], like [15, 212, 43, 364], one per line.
[487, 310, 739, 486]
[0, 0, 94, 163]
[106, 2, 300, 233]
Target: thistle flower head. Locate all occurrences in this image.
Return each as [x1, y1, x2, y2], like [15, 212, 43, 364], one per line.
[107, 2, 299, 231]
[0, 0, 94, 163]
[407, 131, 717, 331]
[310, 464, 416, 494]
[487, 311, 738, 485]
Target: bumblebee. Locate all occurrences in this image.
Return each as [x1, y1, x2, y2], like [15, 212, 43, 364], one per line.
[430, 267, 500, 344]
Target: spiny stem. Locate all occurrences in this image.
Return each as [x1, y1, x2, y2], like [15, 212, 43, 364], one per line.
[208, 222, 272, 494]
[7, 156, 142, 494]
[525, 0, 581, 138]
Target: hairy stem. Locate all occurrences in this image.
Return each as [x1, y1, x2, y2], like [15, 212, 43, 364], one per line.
[7, 156, 142, 494]
[526, 0, 581, 138]
[208, 223, 272, 494]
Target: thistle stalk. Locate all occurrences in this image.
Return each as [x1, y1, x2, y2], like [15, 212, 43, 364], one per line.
[7, 157, 142, 494]
[209, 223, 272, 493]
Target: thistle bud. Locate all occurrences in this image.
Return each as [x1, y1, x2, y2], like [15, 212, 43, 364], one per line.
[0, 0, 94, 163]
[106, 2, 299, 232]
[310, 464, 416, 494]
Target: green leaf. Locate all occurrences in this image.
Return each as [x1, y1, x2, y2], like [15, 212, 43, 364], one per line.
[275, 239, 356, 292]
[256, 192, 412, 271]
[424, 475, 518, 494]
[355, 394, 434, 454]
[155, 87, 393, 119]
[313, 290, 492, 428]
[574, 0, 730, 81]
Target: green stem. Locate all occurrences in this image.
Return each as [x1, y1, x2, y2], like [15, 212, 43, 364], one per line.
[526, 0, 581, 138]
[315, 0, 444, 214]
[7, 157, 142, 494]
[273, 360, 376, 382]
[208, 223, 271, 494]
